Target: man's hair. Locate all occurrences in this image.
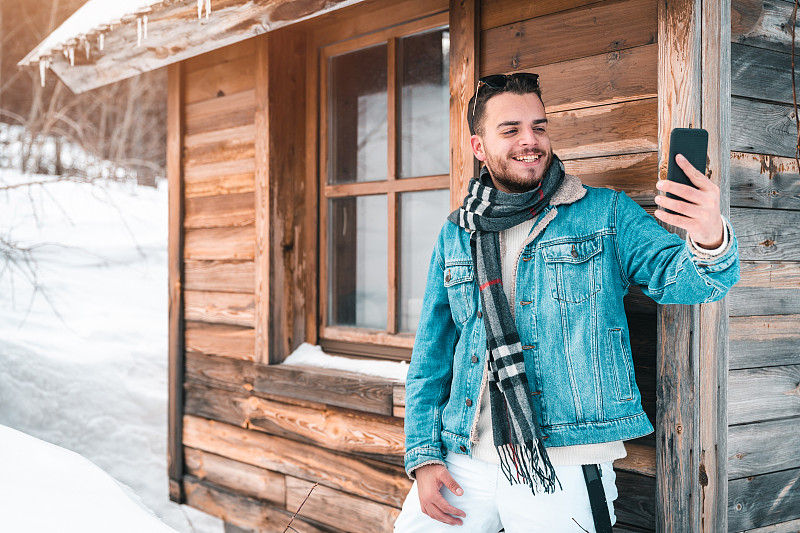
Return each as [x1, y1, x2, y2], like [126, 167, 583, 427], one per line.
[467, 75, 543, 136]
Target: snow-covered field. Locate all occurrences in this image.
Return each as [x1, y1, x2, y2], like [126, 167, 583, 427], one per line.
[0, 171, 223, 532]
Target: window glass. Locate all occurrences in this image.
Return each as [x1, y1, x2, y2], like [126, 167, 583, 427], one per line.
[399, 29, 450, 179]
[329, 44, 388, 184]
[328, 195, 388, 329]
[398, 189, 450, 332]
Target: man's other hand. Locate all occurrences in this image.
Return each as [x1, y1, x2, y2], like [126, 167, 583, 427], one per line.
[414, 463, 466, 525]
[654, 153, 724, 249]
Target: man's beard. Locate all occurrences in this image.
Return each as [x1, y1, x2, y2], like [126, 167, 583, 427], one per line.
[485, 149, 553, 193]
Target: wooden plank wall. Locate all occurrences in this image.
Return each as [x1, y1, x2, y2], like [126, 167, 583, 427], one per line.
[727, 1, 800, 531]
[480, 0, 659, 530]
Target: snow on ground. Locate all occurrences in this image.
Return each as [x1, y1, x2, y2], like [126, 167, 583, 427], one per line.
[283, 342, 408, 382]
[0, 424, 178, 533]
[0, 171, 223, 533]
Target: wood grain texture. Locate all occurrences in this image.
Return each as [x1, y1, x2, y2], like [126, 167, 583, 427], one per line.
[730, 151, 800, 210]
[733, 517, 800, 533]
[285, 477, 400, 531]
[728, 417, 800, 480]
[254, 33, 270, 367]
[184, 89, 255, 137]
[614, 469, 656, 530]
[730, 313, 800, 370]
[184, 447, 286, 504]
[184, 39, 256, 75]
[615, 442, 656, 477]
[538, 44, 658, 114]
[167, 61, 185, 504]
[184, 125, 256, 167]
[480, 0, 657, 75]
[549, 98, 657, 160]
[184, 226, 255, 261]
[185, 352, 257, 396]
[480, 0, 604, 30]
[731, 97, 797, 158]
[183, 415, 412, 507]
[185, 54, 256, 105]
[564, 152, 659, 204]
[730, 207, 800, 261]
[184, 260, 255, 294]
[254, 364, 396, 416]
[728, 467, 800, 531]
[449, 0, 479, 211]
[184, 158, 255, 198]
[732, 0, 800, 54]
[728, 364, 800, 425]
[184, 193, 255, 229]
[183, 476, 331, 533]
[185, 321, 255, 361]
[184, 290, 255, 327]
[731, 42, 792, 105]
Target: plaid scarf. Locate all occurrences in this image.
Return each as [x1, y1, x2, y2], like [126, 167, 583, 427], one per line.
[447, 156, 565, 494]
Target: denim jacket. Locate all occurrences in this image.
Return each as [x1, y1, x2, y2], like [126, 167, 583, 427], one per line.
[404, 174, 740, 476]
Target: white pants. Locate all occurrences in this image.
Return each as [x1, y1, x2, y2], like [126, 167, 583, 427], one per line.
[394, 453, 617, 533]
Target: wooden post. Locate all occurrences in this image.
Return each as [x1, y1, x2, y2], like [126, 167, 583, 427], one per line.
[449, 0, 480, 210]
[254, 34, 271, 365]
[657, 0, 730, 531]
[167, 61, 186, 504]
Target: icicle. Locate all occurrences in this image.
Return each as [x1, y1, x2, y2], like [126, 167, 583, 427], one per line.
[197, 0, 202, 19]
[205, 0, 211, 18]
[137, 17, 142, 47]
[99, 33, 104, 51]
[84, 40, 90, 59]
[143, 15, 148, 40]
[39, 59, 46, 88]
[68, 46, 75, 66]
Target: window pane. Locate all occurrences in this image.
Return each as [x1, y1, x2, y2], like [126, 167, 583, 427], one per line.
[399, 29, 450, 179]
[328, 195, 388, 329]
[399, 189, 450, 332]
[329, 44, 388, 184]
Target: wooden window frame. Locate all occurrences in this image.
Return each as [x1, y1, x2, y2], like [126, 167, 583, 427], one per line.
[316, 12, 450, 358]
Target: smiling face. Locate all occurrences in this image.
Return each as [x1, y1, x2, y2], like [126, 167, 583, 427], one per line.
[470, 92, 553, 193]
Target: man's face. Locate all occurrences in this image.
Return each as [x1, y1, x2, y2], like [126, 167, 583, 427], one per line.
[470, 92, 553, 193]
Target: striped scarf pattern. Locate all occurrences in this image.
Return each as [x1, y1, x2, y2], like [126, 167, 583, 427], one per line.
[447, 156, 565, 494]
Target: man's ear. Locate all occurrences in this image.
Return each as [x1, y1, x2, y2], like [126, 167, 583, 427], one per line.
[470, 135, 487, 161]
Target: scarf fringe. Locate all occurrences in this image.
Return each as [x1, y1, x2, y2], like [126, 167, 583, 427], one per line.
[497, 439, 561, 494]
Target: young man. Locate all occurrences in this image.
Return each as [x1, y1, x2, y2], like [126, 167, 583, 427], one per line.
[394, 74, 740, 532]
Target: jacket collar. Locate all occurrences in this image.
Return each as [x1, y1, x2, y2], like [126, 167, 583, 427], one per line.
[549, 173, 586, 206]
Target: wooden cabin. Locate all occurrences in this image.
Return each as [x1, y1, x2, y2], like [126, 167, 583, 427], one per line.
[22, 0, 800, 531]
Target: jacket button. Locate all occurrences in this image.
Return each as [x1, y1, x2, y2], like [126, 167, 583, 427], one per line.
[571, 245, 578, 258]
[460, 445, 467, 452]
[445, 271, 451, 282]
[465, 398, 473, 407]
[471, 355, 478, 363]
[477, 310, 482, 318]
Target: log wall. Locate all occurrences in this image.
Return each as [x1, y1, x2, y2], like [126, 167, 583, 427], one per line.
[727, 1, 800, 531]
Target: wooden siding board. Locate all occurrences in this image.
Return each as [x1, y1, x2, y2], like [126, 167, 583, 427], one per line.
[480, 0, 604, 31]
[184, 158, 255, 198]
[185, 54, 257, 105]
[730, 314, 800, 370]
[731, 207, 800, 261]
[731, 97, 797, 158]
[728, 364, 800, 425]
[480, 0, 657, 75]
[729, 467, 800, 531]
[184, 226, 255, 261]
[564, 153, 659, 204]
[185, 352, 257, 396]
[184, 125, 256, 167]
[184, 290, 256, 327]
[614, 470, 656, 530]
[184, 39, 256, 75]
[730, 151, 800, 210]
[733, 517, 800, 533]
[729, 286, 800, 316]
[549, 98, 657, 161]
[184, 192, 256, 229]
[185, 321, 255, 361]
[539, 44, 658, 114]
[728, 418, 800, 480]
[731, 42, 792, 105]
[183, 260, 255, 294]
[285, 477, 400, 532]
[732, 0, 800, 55]
[183, 415, 412, 508]
[184, 89, 256, 137]
[184, 447, 286, 505]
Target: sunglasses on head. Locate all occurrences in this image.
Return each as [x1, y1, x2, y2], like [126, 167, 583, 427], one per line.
[471, 73, 540, 129]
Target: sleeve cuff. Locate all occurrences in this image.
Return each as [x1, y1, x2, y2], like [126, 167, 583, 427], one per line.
[688, 215, 729, 257]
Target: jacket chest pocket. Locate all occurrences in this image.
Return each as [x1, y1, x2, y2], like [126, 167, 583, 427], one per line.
[542, 237, 602, 303]
[443, 263, 476, 324]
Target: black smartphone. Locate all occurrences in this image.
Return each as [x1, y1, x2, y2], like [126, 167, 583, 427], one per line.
[664, 128, 708, 215]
